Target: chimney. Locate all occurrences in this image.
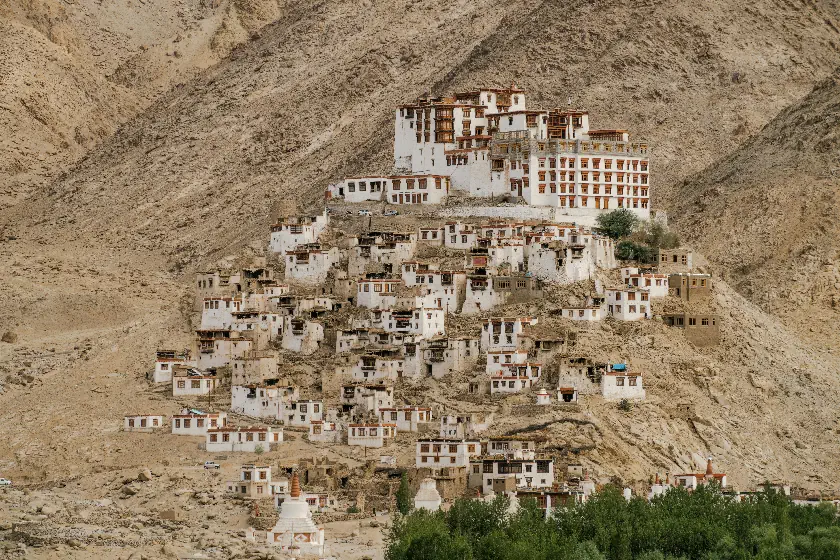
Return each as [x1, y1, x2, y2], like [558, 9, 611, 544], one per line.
[706, 457, 714, 476]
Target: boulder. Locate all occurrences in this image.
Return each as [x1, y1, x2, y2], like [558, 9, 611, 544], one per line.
[137, 469, 153, 482]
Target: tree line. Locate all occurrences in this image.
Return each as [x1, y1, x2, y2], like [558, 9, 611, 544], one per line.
[386, 485, 840, 560]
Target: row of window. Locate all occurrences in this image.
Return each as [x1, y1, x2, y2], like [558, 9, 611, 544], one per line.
[127, 418, 160, 428]
[209, 432, 267, 442]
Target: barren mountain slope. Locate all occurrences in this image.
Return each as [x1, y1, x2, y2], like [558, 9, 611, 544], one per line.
[0, 0, 293, 206]
[6, 0, 840, 261]
[0, 0, 839, 526]
[670, 71, 840, 349]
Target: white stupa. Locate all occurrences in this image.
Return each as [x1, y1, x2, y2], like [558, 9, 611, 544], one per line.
[414, 478, 442, 511]
[536, 389, 551, 405]
[265, 473, 325, 556]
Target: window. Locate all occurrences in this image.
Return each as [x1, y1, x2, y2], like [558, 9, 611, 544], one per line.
[191, 380, 201, 389]
[128, 419, 135, 427]
[184, 419, 191, 428]
[616, 377, 625, 386]
[177, 380, 186, 389]
[484, 463, 493, 473]
[629, 377, 638, 386]
[210, 434, 218, 442]
[701, 318, 709, 326]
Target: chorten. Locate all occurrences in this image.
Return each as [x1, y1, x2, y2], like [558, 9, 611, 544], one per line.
[265, 473, 325, 556]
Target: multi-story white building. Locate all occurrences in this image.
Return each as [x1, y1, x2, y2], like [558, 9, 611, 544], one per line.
[153, 350, 193, 383]
[390, 87, 651, 224]
[285, 245, 340, 283]
[206, 426, 283, 453]
[415, 439, 481, 468]
[268, 211, 329, 254]
[480, 317, 537, 351]
[280, 400, 323, 428]
[439, 413, 490, 439]
[606, 288, 651, 321]
[347, 232, 416, 277]
[469, 456, 556, 492]
[281, 316, 324, 354]
[225, 464, 284, 499]
[200, 297, 242, 330]
[326, 175, 450, 205]
[230, 384, 298, 418]
[356, 277, 402, 309]
[421, 336, 480, 378]
[335, 350, 406, 382]
[372, 307, 445, 338]
[339, 384, 394, 415]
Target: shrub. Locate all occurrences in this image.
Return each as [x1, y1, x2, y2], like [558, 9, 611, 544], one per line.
[596, 209, 639, 240]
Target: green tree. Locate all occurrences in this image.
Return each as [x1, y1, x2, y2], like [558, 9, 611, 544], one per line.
[396, 472, 412, 515]
[596, 209, 639, 239]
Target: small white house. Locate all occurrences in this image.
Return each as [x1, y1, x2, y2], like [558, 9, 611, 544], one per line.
[560, 305, 604, 322]
[309, 420, 342, 443]
[172, 411, 228, 436]
[439, 413, 490, 439]
[378, 406, 433, 433]
[490, 375, 533, 394]
[206, 426, 283, 453]
[557, 387, 579, 404]
[173, 371, 220, 397]
[347, 423, 397, 448]
[481, 317, 538, 352]
[153, 350, 192, 383]
[124, 415, 165, 432]
[601, 368, 645, 400]
[620, 267, 669, 298]
[225, 464, 283, 499]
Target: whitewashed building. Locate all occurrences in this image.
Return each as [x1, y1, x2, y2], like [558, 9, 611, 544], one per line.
[172, 411, 228, 437]
[601, 367, 645, 400]
[347, 423, 397, 448]
[280, 400, 323, 428]
[124, 414, 165, 432]
[285, 245, 340, 284]
[269, 211, 329, 254]
[606, 288, 651, 321]
[206, 426, 283, 453]
[309, 420, 342, 443]
[415, 439, 481, 468]
[230, 384, 298, 418]
[378, 406, 433, 433]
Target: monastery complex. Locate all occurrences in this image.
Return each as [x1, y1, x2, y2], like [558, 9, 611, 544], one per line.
[125, 86, 787, 555]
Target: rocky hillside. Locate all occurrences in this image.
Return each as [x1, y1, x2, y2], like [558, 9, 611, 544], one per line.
[0, 2, 839, 550]
[671, 71, 840, 349]
[0, 0, 294, 206]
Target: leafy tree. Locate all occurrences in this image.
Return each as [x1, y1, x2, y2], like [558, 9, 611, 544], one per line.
[396, 472, 412, 515]
[616, 241, 656, 263]
[596, 209, 639, 239]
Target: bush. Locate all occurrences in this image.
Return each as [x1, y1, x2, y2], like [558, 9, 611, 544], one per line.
[596, 209, 639, 240]
[348, 505, 360, 514]
[254, 445, 264, 455]
[616, 241, 656, 263]
[618, 399, 633, 412]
